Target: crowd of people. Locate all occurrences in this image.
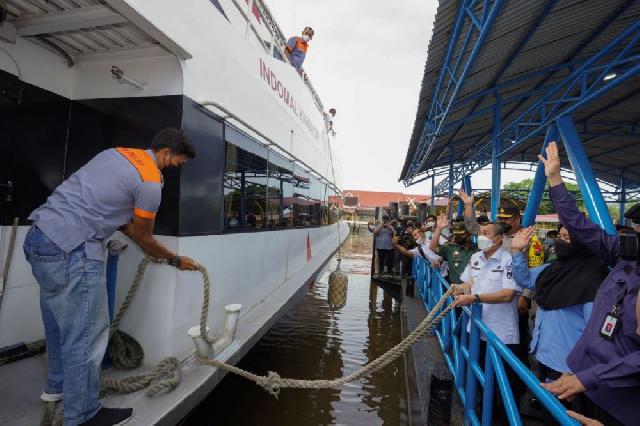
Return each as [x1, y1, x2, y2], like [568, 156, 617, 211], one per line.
[370, 142, 639, 425]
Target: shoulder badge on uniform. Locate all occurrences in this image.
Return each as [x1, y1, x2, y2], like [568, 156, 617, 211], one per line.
[506, 264, 513, 279]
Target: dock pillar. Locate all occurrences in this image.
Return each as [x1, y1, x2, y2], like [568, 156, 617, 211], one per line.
[522, 123, 558, 227]
[556, 115, 616, 235]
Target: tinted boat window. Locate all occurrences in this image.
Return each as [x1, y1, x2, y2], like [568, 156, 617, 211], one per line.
[292, 165, 310, 227]
[267, 152, 293, 228]
[224, 142, 268, 231]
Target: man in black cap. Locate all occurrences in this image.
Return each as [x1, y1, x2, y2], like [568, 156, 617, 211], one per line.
[458, 189, 523, 248]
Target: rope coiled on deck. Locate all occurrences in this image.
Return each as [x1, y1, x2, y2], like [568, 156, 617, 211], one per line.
[100, 257, 181, 397]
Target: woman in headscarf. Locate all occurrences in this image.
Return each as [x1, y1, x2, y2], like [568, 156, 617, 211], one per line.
[510, 225, 609, 423]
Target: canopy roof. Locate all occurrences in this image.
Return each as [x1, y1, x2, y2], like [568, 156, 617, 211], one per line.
[400, 0, 640, 193]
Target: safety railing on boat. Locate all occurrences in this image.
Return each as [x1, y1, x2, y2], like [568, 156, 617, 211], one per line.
[412, 258, 578, 426]
[229, 0, 327, 115]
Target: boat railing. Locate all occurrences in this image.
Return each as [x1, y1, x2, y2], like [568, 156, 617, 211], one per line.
[412, 257, 579, 425]
[228, 0, 327, 115]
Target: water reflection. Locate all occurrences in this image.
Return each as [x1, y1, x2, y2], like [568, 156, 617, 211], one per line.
[183, 231, 408, 425]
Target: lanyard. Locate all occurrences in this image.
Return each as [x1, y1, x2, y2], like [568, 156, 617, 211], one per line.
[612, 286, 630, 317]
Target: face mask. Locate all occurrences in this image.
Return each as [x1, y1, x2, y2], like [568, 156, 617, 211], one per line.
[302, 34, 311, 42]
[554, 239, 586, 259]
[426, 221, 436, 229]
[416, 238, 425, 245]
[498, 221, 513, 235]
[425, 231, 433, 239]
[477, 235, 494, 251]
[441, 228, 452, 238]
[619, 232, 640, 261]
[454, 236, 467, 245]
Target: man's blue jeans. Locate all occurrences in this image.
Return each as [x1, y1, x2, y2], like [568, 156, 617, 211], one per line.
[24, 226, 109, 425]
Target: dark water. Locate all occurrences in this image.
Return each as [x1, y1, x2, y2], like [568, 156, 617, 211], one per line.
[182, 231, 410, 425]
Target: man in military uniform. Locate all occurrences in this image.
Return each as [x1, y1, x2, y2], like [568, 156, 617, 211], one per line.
[429, 214, 478, 284]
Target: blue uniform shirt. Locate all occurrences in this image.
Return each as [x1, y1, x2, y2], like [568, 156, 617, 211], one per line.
[29, 148, 162, 261]
[511, 252, 593, 373]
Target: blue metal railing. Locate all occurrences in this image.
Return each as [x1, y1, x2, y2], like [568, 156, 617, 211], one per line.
[413, 258, 578, 425]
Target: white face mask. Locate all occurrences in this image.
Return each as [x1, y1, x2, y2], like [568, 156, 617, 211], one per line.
[425, 231, 433, 240]
[416, 238, 425, 245]
[477, 235, 495, 251]
[302, 34, 311, 42]
[426, 221, 436, 229]
[441, 228, 452, 238]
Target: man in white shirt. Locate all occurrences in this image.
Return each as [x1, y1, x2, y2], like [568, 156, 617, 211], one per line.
[452, 221, 523, 410]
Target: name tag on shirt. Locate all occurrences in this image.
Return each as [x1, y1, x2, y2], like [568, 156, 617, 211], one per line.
[600, 313, 620, 340]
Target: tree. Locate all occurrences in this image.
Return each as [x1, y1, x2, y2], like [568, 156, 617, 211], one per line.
[502, 178, 584, 214]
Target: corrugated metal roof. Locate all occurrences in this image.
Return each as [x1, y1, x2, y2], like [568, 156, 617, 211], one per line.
[401, 0, 640, 189]
[5, 0, 179, 62]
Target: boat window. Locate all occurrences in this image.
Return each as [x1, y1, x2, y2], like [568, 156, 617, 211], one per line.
[224, 142, 269, 231]
[321, 184, 329, 225]
[267, 152, 293, 228]
[308, 176, 323, 226]
[292, 165, 311, 227]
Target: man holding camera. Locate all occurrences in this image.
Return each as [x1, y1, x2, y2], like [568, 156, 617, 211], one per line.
[373, 216, 395, 277]
[538, 142, 639, 426]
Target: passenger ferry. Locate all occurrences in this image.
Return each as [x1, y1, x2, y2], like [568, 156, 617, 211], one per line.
[0, 0, 348, 423]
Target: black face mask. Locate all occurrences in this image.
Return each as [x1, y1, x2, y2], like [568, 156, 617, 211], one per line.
[554, 239, 586, 259]
[619, 232, 640, 261]
[454, 236, 467, 245]
[498, 221, 513, 235]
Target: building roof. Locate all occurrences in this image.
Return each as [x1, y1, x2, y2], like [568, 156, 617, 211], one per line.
[535, 213, 560, 223]
[339, 190, 431, 209]
[400, 0, 640, 191]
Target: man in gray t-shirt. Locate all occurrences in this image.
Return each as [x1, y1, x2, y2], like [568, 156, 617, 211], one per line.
[23, 128, 198, 425]
[373, 217, 395, 276]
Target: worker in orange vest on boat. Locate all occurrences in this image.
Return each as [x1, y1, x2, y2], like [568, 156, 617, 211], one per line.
[23, 128, 199, 425]
[285, 26, 314, 73]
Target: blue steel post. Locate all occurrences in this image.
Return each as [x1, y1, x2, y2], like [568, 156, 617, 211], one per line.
[619, 177, 626, 226]
[490, 102, 501, 220]
[462, 175, 474, 219]
[456, 312, 469, 397]
[464, 304, 482, 419]
[556, 116, 616, 235]
[456, 182, 465, 219]
[431, 174, 436, 213]
[481, 346, 495, 425]
[448, 152, 455, 219]
[521, 124, 559, 226]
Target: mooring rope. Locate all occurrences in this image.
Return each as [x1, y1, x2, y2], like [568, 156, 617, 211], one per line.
[101, 257, 181, 397]
[198, 285, 455, 397]
[43, 257, 455, 424]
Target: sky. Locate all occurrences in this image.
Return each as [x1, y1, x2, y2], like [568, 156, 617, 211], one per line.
[268, 0, 534, 195]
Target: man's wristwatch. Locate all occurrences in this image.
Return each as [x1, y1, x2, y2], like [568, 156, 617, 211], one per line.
[168, 255, 181, 267]
[474, 294, 482, 304]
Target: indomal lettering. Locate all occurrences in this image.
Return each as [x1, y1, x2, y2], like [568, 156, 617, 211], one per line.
[259, 58, 320, 140]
